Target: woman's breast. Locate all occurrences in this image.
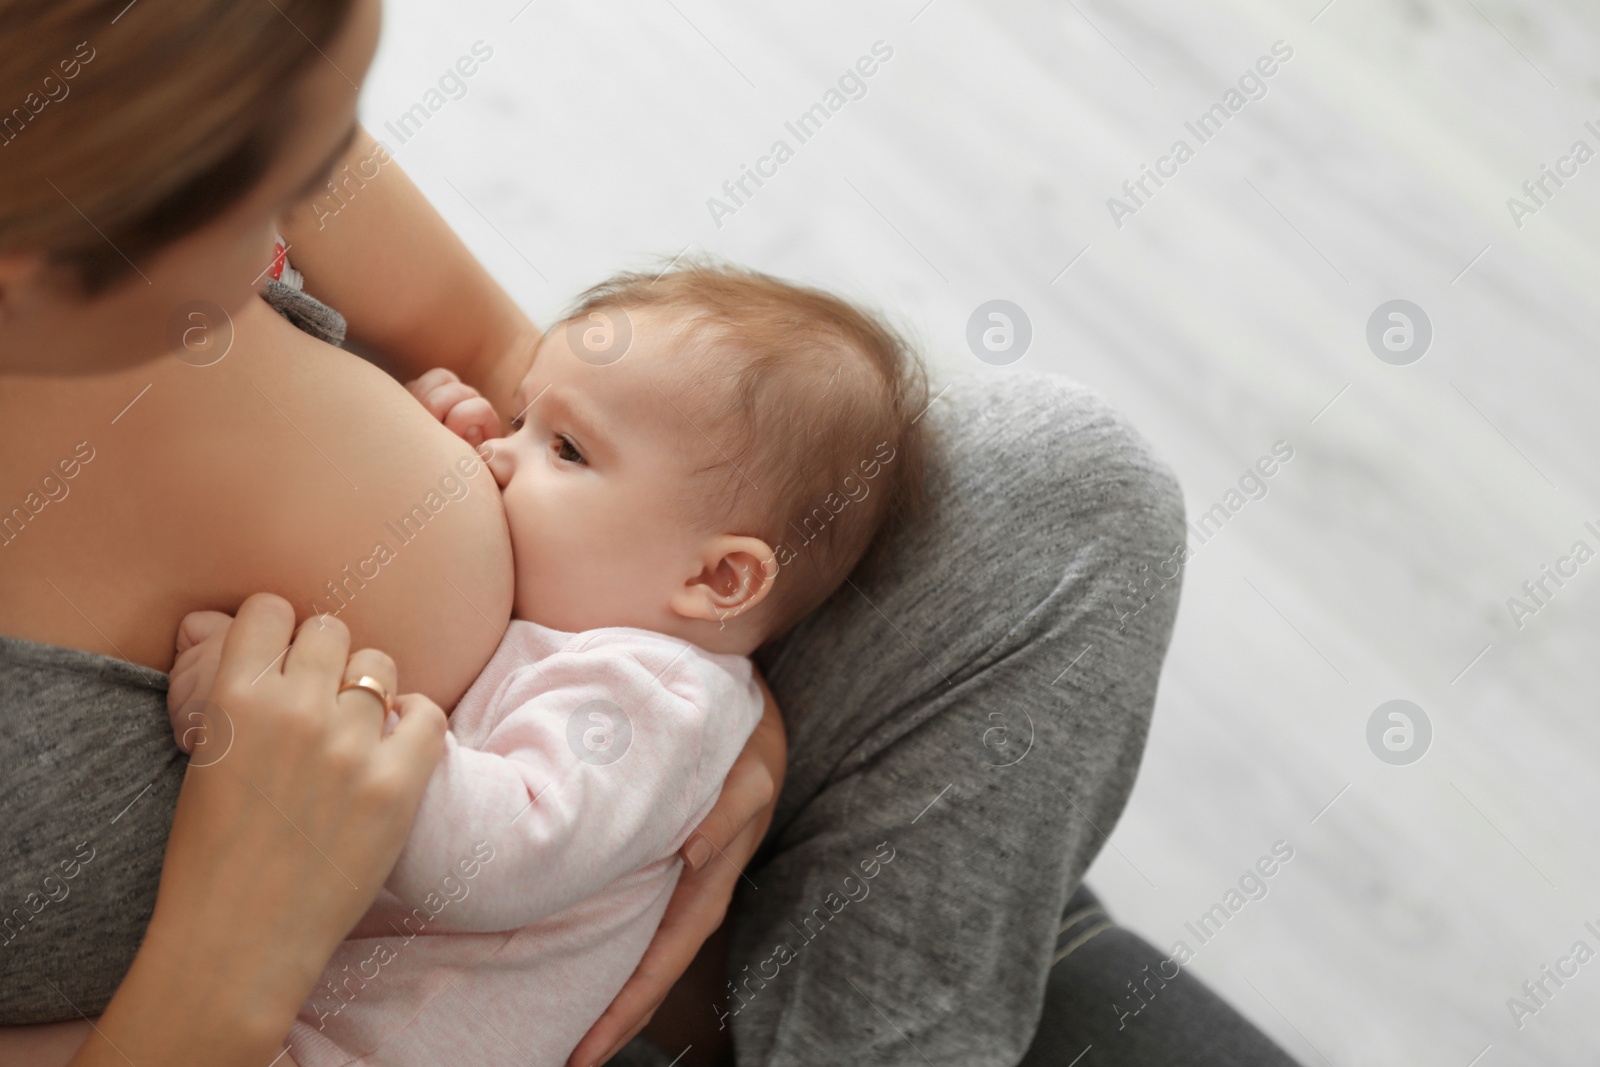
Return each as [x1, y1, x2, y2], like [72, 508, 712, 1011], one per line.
[0, 298, 515, 708]
[191, 306, 516, 707]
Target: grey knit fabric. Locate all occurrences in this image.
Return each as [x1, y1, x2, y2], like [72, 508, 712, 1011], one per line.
[262, 278, 347, 347]
[0, 638, 179, 1023]
[1019, 886, 1299, 1066]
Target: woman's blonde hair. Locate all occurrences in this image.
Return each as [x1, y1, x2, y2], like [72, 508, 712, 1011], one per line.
[0, 0, 356, 294]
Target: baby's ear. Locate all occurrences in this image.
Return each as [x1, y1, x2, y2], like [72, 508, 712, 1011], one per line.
[671, 536, 778, 626]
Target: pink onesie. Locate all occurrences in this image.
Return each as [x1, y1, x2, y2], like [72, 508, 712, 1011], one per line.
[287, 621, 763, 1066]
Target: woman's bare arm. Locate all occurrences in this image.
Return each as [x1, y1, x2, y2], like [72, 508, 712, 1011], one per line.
[0, 1020, 90, 1067]
[278, 125, 539, 415]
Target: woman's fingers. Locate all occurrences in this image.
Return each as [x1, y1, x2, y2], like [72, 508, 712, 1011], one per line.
[568, 966, 662, 1066]
[376, 692, 448, 796]
[569, 815, 761, 1067]
[680, 685, 784, 871]
[565, 898, 690, 1066]
[282, 613, 351, 688]
[161, 653, 442, 992]
[214, 593, 296, 685]
[337, 647, 398, 714]
[680, 755, 774, 872]
[571, 679, 789, 1064]
[147, 588, 448, 1049]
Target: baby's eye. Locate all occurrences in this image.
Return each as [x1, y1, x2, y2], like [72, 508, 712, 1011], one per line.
[553, 434, 585, 465]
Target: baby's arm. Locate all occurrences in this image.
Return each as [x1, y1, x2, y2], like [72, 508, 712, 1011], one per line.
[387, 638, 761, 933]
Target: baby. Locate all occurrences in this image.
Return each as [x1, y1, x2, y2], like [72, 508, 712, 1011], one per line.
[165, 262, 927, 1066]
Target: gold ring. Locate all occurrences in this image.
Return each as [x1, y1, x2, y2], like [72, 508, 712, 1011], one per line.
[338, 675, 393, 711]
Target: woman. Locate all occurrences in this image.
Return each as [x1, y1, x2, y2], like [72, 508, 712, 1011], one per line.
[1, 0, 784, 1062]
[0, 1, 1292, 1064]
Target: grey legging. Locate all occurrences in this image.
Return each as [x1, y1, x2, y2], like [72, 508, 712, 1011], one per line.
[623, 373, 1298, 1066]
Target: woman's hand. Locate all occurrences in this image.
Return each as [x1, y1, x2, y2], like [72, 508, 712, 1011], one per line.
[70, 594, 447, 1066]
[569, 678, 787, 1067]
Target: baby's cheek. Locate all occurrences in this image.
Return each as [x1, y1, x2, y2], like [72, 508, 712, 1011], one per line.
[514, 502, 617, 626]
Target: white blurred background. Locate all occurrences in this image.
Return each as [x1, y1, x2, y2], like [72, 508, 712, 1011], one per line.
[357, 1, 1600, 1063]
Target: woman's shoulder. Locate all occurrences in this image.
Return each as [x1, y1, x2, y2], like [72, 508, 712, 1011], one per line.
[0, 295, 514, 706]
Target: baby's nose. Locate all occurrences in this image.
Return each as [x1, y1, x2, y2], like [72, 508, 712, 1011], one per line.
[477, 439, 514, 488]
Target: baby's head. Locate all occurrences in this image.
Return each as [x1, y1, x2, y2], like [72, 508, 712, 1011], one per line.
[481, 261, 927, 655]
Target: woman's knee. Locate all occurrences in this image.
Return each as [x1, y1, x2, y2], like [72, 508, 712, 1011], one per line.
[912, 374, 1187, 647]
[928, 374, 1185, 558]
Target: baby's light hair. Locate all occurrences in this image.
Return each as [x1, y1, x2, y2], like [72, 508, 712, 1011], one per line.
[563, 258, 929, 640]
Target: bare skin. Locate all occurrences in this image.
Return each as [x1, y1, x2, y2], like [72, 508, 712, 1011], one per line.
[0, 293, 512, 708]
[0, 2, 782, 1060]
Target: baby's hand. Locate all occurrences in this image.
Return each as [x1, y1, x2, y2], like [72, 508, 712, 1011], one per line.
[406, 368, 502, 449]
[167, 610, 235, 753]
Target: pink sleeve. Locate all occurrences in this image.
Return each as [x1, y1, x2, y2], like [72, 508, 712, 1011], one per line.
[384, 637, 760, 933]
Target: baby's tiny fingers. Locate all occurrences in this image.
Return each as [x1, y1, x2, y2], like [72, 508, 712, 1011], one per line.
[681, 756, 774, 870]
[378, 693, 448, 783]
[418, 381, 483, 424]
[174, 702, 207, 754]
[175, 610, 234, 654]
[443, 396, 502, 448]
[404, 367, 460, 402]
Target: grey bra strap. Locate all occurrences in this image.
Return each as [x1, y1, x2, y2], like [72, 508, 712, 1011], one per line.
[262, 278, 347, 348]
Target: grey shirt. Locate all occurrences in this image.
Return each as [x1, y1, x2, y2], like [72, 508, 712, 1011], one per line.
[0, 636, 181, 1022]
